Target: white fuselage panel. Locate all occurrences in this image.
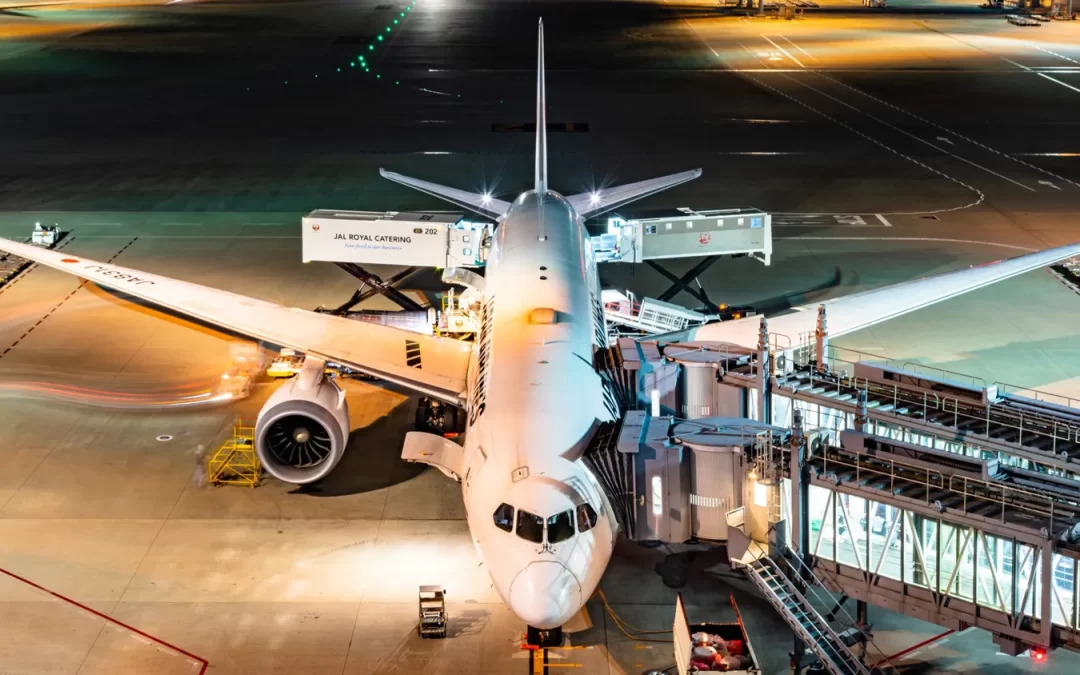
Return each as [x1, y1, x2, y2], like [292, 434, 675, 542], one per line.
[458, 191, 617, 629]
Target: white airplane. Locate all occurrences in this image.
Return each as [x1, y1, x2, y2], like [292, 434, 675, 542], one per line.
[3, 19, 1080, 645]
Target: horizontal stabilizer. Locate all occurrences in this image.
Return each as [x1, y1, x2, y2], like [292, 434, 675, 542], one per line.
[380, 169, 510, 220]
[567, 168, 702, 220]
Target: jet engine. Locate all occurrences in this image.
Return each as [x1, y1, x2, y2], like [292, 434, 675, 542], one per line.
[254, 357, 349, 484]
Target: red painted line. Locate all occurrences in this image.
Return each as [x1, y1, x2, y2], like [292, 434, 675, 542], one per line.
[0, 566, 209, 674]
[876, 628, 955, 665]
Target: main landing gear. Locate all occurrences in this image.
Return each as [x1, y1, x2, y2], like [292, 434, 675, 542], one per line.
[415, 397, 465, 437]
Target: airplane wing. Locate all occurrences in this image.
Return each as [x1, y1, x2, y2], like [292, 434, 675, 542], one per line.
[380, 169, 511, 221]
[683, 241, 1080, 349]
[0, 238, 473, 405]
[566, 169, 703, 220]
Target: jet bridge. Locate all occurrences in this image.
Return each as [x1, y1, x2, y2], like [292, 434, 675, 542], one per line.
[592, 319, 1080, 670]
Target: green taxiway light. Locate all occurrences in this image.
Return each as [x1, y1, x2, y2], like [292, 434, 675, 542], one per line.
[400, 11, 405, 16]
[376, 73, 381, 78]
[337, 68, 341, 72]
[395, 80, 400, 85]
[377, 35, 383, 41]
[393, 19, 399, 24]
[386, 26, 391, 32]
[350, 62, 355, 67]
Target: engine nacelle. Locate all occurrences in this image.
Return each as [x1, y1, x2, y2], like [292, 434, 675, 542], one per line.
[255, 358, 349, 484]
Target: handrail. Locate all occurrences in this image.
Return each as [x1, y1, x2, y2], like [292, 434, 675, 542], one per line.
[819, 446, 946, 503]
[781, 546, 896, 674]
[749, 556, 872, 675]
[789, 366, 1080, 457]
[817, 446, 1070, 532]
[994, 380, 1080, 413]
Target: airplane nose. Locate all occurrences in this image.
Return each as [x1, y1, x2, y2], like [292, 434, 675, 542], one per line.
[509, 561, 582, 629]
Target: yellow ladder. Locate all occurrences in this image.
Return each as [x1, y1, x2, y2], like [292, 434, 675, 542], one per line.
[207, 419, 261, 487]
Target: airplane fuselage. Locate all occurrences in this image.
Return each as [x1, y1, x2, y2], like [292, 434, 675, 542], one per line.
[457, 190, 619, 629]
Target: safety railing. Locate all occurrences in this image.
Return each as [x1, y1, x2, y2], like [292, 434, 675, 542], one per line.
[781, 546, 897, 674]
[939, 395, 1077, 453]
[815, 446, 1073, 535]
[994, 380, 1080, 415]
[746, 556, 872, 675]
[946, 474, 1067, 533]
[818, 446, 947, 503]
[663, 343, 762, 379]
[782, 366, 1080, 459]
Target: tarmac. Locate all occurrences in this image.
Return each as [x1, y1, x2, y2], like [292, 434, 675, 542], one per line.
[2, 0, 1080, 673]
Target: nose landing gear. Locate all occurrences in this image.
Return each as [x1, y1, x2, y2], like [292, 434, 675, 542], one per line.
[527, 624, 563, 648]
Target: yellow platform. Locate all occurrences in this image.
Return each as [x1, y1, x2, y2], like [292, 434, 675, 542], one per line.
[207, 419, 261, 488]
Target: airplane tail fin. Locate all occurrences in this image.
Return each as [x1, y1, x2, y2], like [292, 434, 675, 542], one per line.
[535, 19, 547, 195]
[379, 169, 511, 220]
[566, 168, 703, 220]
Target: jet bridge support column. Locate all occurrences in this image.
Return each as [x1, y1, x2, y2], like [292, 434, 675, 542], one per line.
[815, 304, 828, 375]
[855, 390, 869, 433]
[756, 317, 772, 425]
[787, 409, 810, 674]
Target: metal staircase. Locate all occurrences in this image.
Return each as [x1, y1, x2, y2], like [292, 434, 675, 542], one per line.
[746, 555, 872, 675]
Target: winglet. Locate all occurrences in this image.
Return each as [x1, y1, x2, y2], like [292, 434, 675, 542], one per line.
[535, 18, 547, 195]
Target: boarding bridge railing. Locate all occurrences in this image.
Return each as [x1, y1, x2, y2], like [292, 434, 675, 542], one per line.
[776, 361, 1080, 471]
[796, 442, 1080, 654]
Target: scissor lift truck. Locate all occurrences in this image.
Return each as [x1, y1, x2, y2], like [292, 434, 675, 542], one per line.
[418, 585, 447, 638]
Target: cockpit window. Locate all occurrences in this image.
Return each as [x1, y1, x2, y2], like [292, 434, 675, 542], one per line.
[577, 503, 598, 532]
[547, 510, 575, 544]
[516, 509, 544, 543]
[493, 503, 514, 533]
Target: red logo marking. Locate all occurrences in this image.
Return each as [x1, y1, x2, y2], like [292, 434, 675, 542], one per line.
[61, 258, 80, 263]
[311, 224, 321, 231]
[698, 233, 712, 245]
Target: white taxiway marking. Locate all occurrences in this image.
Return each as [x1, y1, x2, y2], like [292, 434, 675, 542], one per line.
[1005, 57, 1080, 95]
[875, 214, 893, 227]
[787, 77, 1036, 192]
[816, 71, 1080, 190]
[762, 35, 805, 68]
[1038, 180, 1062, 190]
[1034, 45, 1080, 66]
[936, 136, 954, 145]
[780, 35, 817, 62]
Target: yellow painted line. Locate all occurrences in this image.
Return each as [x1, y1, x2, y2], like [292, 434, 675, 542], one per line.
[546, 646, 592, 650]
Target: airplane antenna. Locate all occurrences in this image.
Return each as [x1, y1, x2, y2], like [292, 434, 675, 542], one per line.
[535, 18, 547, 196]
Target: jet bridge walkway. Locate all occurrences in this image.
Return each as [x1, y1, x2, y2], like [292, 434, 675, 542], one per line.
[630, 325, 1080, 656]
[787, 431, 1080, 655]
[776, 364, 1080, 475]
